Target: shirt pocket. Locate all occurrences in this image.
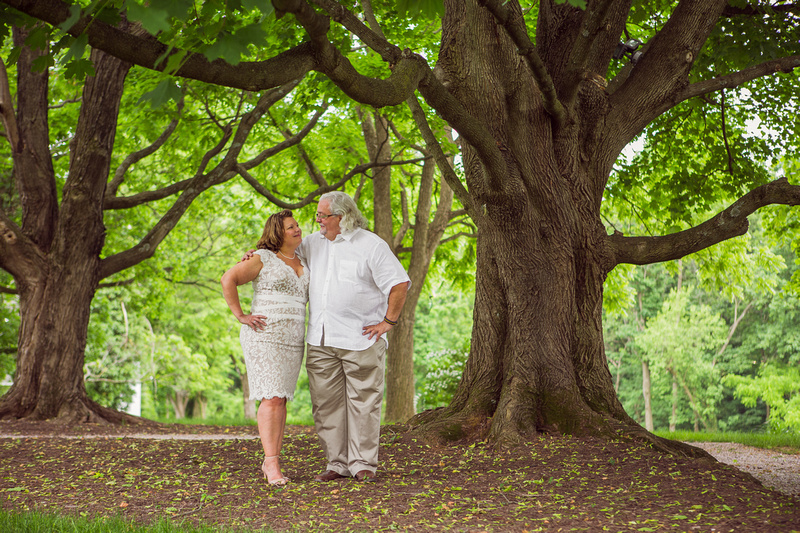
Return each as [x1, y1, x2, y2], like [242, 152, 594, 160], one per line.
[337, 259, 361, 284]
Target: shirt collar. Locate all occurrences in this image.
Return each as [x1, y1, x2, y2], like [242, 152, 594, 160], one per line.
[315, 228, 358, 242]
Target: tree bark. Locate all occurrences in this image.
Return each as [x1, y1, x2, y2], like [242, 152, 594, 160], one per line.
[169, 390, 190, 419]
[385, 157, 454, 422]
[642, 361, 654, 432]
[670, 379, 678, 432]
[0, 42, 141, 424]
[407, 0, 710, 457]
[242, 372, 256, 421]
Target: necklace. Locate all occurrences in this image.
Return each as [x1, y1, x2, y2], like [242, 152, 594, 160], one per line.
[278, 250, 296, 260]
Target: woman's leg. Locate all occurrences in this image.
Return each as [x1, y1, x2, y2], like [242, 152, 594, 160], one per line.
[258, 396, 288, 483]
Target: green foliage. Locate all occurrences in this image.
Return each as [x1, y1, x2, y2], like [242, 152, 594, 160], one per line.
[603, 263, 637, 318]
[395, 0, 444, 18]
[0, 289, 18, 385]
[137, 78, 182, 108]
[415, 346, 468, 412]
[637, 286, 727, 429]
[413, 288, 473, 411]
[724, 363, 800, 432]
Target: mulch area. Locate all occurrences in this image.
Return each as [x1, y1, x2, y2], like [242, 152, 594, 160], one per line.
[1, 420, 799, 532]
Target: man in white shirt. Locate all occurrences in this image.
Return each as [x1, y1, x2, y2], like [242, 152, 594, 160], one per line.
[299, 191, 410, 483]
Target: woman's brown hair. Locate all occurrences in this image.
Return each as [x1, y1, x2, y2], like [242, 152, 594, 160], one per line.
[256, 210, 294, 252]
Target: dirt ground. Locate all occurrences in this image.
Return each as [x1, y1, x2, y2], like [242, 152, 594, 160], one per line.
[1, 420, 799, 532]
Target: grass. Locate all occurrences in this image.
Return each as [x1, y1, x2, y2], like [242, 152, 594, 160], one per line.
[0, 509, 276, 533]
[656, 429, 800, 452]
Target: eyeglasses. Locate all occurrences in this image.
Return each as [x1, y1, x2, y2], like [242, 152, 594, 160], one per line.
[315, 212, 341, 220]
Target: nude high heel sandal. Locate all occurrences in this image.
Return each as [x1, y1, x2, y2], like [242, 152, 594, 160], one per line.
[262, 455, 288, 486]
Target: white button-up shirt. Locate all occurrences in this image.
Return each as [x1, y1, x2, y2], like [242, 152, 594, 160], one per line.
[299, 228, 410, 351]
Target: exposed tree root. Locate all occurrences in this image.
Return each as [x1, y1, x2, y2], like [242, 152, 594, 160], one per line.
[409, 406, 717, 461]
[0, 394, 159, 428]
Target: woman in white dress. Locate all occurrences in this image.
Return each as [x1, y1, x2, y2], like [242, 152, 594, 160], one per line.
[221, 210, 309, 486]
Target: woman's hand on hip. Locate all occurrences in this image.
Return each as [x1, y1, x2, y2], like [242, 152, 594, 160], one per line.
[240, 313, 267, 331]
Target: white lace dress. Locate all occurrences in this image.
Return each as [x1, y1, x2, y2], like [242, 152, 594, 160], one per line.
[240, 249, 309, 401]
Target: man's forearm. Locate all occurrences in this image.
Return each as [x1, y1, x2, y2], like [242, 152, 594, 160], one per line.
[385, 282, 410, 322]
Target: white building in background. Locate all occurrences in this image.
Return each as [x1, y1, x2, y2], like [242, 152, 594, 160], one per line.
[121, 382, 142, 416]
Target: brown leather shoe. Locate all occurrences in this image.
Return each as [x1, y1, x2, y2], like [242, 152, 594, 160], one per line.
[314, 470, 346, 482]
[355, 469, 375, 482]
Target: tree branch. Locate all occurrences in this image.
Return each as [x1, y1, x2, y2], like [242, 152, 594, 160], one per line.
[243, 103, 327, 170]
[0, 209, 46, 284]
[97, 278, 135, 289]
[273, 0, 427, 106]
[0, 0, 317, 92]
[478, 0, 565, 127]
[236, 157, 426, 209]
[99, 86, 294, 278]
[607, 0, 730, 149]
[717, 299, 752, 358]
[312, 0, 504, 189]
[0, 59, 21, 153]
[607, 177, 800, 266]
[107, 95, 185, 197]
[313, 0, 396, 62]
[678, 55, 800, 103]
[268, 110, 328, 186]
[440, 231, 477, 246]
[722, 4, 800, 17]
[392, 185, 411, 251]
[405, 95, 481, 222]
[104, 127, 233, 209]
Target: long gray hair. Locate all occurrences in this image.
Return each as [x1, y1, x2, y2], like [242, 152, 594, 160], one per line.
[320, 191, 369, 232]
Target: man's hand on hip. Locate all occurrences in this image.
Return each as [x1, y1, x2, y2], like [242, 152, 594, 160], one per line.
[362, 320, 393, 341]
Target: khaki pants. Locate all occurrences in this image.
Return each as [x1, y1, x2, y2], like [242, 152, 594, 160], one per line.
[306, 339, 386, 476]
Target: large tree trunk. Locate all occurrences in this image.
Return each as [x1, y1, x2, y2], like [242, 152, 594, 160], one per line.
[410, 0, 704, 457]
[0, 40, 141, 425]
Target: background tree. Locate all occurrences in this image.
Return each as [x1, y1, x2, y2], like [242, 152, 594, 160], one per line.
[0, 20, 331, 422]
[3, 0, 800, 454]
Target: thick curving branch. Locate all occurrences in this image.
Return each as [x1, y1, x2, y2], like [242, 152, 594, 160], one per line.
[273, 0, 427, 107]
[607, 177, 800, 267]
[478, 0, 565, 127]
[311, 0, 505, 191]
[607, 0, 729, 148]
[0, 0, 317, 91]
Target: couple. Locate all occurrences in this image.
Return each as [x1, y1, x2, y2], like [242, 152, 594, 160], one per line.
[221, 191, 410, 486]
